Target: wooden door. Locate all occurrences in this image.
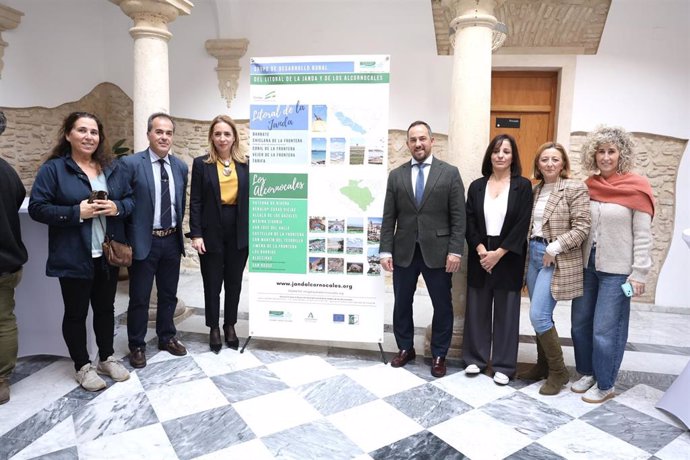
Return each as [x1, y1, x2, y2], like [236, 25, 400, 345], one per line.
[490, 71, 558, 179]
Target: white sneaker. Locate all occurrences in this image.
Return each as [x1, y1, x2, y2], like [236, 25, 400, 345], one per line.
[97, 356, 130, 382]
[493, 371, 509, 385]
[571, 375, 596, 394]
[465, 364, 481, 375]
[76, 364, 106, 391]
[582, 385, 615, 404]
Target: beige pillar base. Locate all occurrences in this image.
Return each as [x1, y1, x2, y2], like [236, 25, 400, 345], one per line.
[0, 4, 23, 79]
[146, 286, 192, 324]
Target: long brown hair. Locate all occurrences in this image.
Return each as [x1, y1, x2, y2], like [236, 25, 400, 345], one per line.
[44, 111, 113, 168]
[204, 115, 246, 165]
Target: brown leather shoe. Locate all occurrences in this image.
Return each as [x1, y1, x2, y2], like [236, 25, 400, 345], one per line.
[431, 356, 447, 378]
[158, 337, 187, 356]
[223, 324, 239, 350]
[390, 348, 416, 368]
[209, 328, 222, 354]
[129, 347, 147, 369]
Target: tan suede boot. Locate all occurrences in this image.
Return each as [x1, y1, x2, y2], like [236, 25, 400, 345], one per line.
[0, 377, 9, 405]
[539, 326, 570, 395]
[519, 336, 548, 381]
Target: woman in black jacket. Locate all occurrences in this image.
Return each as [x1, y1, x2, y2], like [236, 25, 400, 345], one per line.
[188, 115, 249, 352]
[29, 112, 133, 391]
[462, 134, 533, 385]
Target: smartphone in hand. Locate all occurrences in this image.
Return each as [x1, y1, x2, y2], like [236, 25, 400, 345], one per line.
[88, 190, 108, 203]
[621, 282, 633, 297]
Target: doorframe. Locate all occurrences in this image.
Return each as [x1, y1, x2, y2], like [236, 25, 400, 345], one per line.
[492, 54, 576, 150]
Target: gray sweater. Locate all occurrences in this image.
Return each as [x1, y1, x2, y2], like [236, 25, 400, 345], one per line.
[582, 200, 652, 283]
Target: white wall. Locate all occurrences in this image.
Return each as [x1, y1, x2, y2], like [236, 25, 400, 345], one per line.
[0, 0, 687, 307]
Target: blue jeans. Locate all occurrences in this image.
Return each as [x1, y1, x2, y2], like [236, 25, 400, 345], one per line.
[571, 248, 631, 390]
[526, 239, 557, 335]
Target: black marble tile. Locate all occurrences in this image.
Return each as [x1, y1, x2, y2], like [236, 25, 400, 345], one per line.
[211, 366, 288, 403]
[296, 374, 377, 416]
[385, 383, 471, 428]
[163, 405, 255, 460]
[262, 419, 363, 460]
[505, 442, 566, 459]
[135, 355, 206, 391]
[10, 355, 63, 385]
[0, 436, 32, 459]
[480, 392, 573, 440]
[33, 446, 79, 459]
[580, 400, 685, 454]
[1, 396, 84, 444]
[369, 430, 467, 459]
[614, 369, 677, 392]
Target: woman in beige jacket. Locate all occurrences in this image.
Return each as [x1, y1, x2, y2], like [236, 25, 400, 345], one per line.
[522, 143, 591, 395]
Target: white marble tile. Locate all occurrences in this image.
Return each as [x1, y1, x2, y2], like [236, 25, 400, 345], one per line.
[616, 384, 686, 429]
[146, 349, 187, 365]
[344, 363, 426, 398]
[77, 423, 177, 460]
[432, 370, 514, 408]
[87, 371, 145, 405]
[619, 351, 689, 375]
[266, 355, 341, 387]
[0, 360, 78, 437]
[518, 380, 599, 418]
[232, 388, 321, 437]
[192, 348, 263, 377]
[10, 416, 76, 460]
[628, 310, 690, 347]
[327, 399, 423, 453]
[147, 377, 229, 422]
[191, 439, 275, 460]
[429, 409, 531, 459]
[537, 419, 650, 460]
[655, 432, 690, 460]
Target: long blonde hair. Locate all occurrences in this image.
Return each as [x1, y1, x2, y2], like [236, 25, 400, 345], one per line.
[204, 115, 247, 165]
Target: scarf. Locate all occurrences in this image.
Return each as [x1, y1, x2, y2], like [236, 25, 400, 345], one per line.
[586, 173, 655, 217]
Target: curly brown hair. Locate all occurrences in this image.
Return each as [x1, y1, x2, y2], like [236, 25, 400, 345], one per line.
[581, 125, 635, 174]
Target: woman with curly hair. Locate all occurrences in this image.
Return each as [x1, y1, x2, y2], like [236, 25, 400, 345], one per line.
[521, 142, 590, 395]
[570, 126, 654, 403]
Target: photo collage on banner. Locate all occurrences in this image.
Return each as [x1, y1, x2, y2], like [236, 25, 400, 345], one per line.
[248, 55, 390, 343]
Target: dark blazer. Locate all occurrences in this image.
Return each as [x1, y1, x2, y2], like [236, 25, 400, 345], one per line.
[29, 154, 133, 278]
[122, 150, 188, 260]
[188, 155, 249, 252]
[466, 175, 532, 290]
[380, 157, 466, 269]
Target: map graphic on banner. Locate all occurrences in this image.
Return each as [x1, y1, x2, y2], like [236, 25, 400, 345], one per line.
[248, 56, 390, 343]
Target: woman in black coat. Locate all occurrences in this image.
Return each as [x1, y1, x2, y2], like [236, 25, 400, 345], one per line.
[29, 111, 133, 391]
[462, 134, 533, 385]
[188, 115, 249, 352]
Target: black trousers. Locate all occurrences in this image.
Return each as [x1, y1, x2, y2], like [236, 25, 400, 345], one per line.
[462, 285, 521, 377]
[392, 244, 453, 357]
[200, 205, 248, 329]
[59, 257, 119, 371]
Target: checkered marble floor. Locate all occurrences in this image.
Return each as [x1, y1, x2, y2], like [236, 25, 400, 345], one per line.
[2, 331, 688, 460]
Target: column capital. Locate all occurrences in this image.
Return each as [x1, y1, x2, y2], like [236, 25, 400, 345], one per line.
[110, 0, 193, 41]
[205, 38, 249, 108]
[0, 3, 23, 79]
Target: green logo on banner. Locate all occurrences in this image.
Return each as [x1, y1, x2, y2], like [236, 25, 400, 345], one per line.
[251, 173, 308, 199]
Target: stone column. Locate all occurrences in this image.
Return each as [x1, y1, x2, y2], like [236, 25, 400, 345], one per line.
[427, 0, 503, 359]
[0, 3, 23, 79]
[205, 38, 249, 109]
[110, 0, 192, 151]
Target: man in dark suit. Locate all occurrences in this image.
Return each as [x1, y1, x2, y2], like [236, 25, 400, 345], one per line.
[123, 113, 189, 368]
[379, 120, 466, 378]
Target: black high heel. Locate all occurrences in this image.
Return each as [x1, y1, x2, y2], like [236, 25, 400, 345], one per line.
[209, 327, 222, 353]
[223, 324, 239, 350]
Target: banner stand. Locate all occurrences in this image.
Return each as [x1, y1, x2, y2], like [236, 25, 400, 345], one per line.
[240, 335, 388, 364]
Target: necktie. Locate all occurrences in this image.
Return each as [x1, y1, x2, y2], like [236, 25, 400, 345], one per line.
[159, 159, 172, 229]
[415, 162, 427, 207]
